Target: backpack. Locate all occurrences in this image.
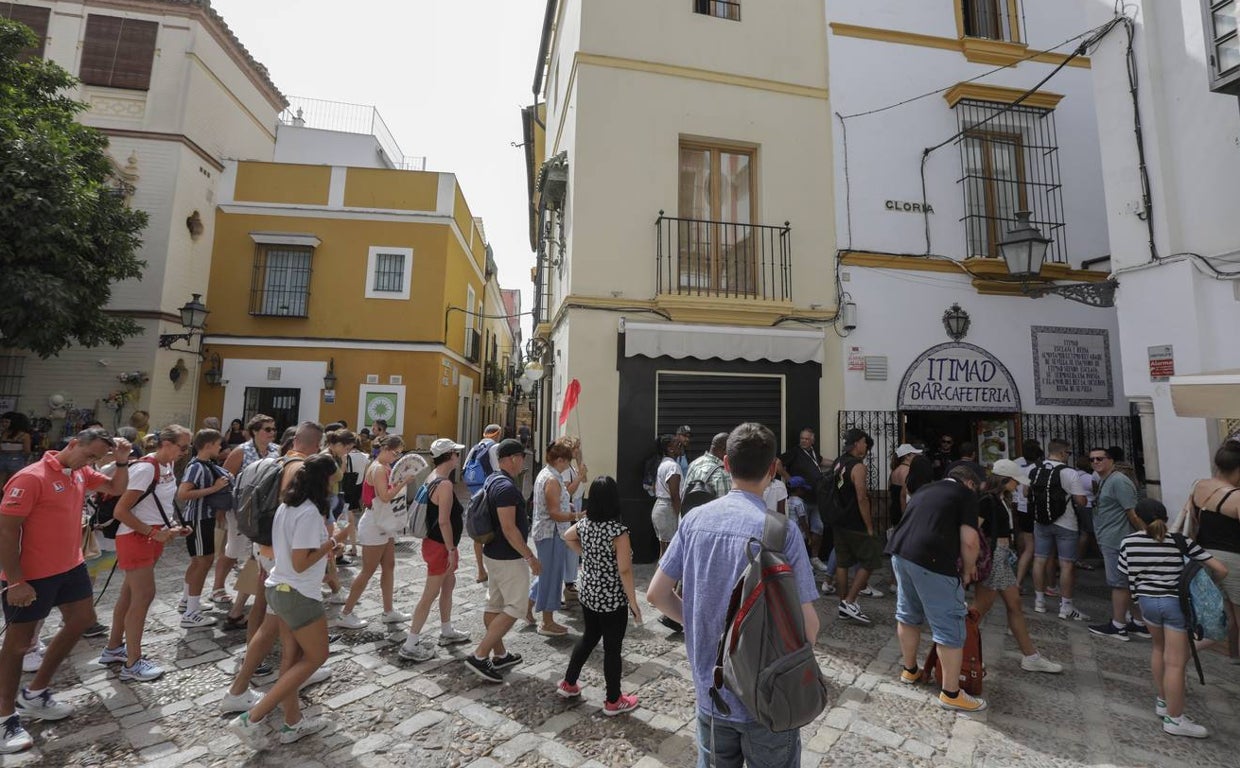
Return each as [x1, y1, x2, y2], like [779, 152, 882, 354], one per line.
[923, 608, 986, 695]
[462, 439, 495, 493]
[193, 459, 234, 514]
[464, 473, 502, 545]
[408, 477, 447, 539]
[233, 456, 302, 546]
[681, 464, 724, 516]
[818, 456, 860, 527]
[641, 454, 661, 498]
[1171, 533, 1228, 684]
[1028, 462, 1070, 526]
[708, 512, 829, 732]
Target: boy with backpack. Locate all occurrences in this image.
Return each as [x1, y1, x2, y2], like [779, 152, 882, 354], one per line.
[1028, 439, 1089, 620]
[175, 429, 233, 629]
[462, 424, 503, 584]
[647, 423, 822, 766]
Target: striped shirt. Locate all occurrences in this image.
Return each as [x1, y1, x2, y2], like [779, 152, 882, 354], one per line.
[1118, 531, 1212, 598]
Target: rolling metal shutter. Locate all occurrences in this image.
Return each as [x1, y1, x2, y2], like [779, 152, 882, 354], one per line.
[656, 373, 784, 456]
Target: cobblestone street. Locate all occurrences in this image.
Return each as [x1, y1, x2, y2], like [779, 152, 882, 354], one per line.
[9, 521, 1240, 768]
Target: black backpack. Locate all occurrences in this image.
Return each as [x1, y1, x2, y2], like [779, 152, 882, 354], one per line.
[818, 456, 860, 527]
[682, 465, 725, 516]
[1028, 462, 1069, 526]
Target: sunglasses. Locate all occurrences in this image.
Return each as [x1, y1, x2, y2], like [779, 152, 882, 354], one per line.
[1089, 456, 1108, 463]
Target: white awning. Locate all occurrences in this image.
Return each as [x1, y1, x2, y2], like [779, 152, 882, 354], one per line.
[622, 320, 823, 364]
[1169, 370, 1240, 418]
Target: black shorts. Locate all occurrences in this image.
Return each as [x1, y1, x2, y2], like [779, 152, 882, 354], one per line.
[186, 516, 217, 558]
[2, 563, 93, 624]
[1018, 510, 1035, 534]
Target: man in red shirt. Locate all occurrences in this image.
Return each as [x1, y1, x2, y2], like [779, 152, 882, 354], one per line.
[0, 428, 133, 753]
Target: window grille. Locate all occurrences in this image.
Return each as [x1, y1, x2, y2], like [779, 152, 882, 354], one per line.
[955, 99, 1066, 263]
[373, 253, 404, 293]
[250, 245, 313, 317]
[693, 0, 740, 22]
[962, 0, 1019, 42]
[0, 355, 24, 399]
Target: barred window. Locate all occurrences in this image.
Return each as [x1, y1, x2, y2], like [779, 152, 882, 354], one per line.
[955, 99, 1065, 263]
[693, 1, 740, 22]
[0, 355, 24, 401]
[250, 245, 313, 317]
[80, 15, 159, 91]
[373, 253, 404, 292]
[366, 247, 412, 300]
[961, 0, 1019, 42]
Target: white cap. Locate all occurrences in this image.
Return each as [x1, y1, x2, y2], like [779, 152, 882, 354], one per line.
[430, 438, 466, 458]
[990, 458, 1030, 485]
[895, 444, 923, 459]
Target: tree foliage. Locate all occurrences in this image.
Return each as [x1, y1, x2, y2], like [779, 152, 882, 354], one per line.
[0, 19, 147, 358]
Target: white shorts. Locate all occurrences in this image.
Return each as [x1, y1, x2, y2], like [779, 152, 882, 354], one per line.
[224, 510, 252, 561]
[652, 499, 678, 543]
[356, 508, 400, 547]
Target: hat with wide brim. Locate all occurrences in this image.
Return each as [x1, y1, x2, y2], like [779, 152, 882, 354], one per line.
[990, 458, 1030, 485]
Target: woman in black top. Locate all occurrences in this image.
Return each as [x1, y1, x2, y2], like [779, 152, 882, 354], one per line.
[972, 460, 1063, 675]
[225, 419, 247, 447]
[399, 440, 471, 662]
[1188, 441, 1240, 659]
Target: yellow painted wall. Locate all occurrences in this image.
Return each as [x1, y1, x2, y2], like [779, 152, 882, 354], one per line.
[233, 162, 330, 205]
[453, 185, 486, 269]
[195, 345, 480, 442]
[343, 168, 440, 211]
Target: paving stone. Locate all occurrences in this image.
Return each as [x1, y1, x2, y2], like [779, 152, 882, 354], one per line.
[393, 709, 446, 736]
[321, 682, 381, 710]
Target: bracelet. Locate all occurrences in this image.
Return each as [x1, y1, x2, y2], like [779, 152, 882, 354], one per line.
[115, 462, 130, 467]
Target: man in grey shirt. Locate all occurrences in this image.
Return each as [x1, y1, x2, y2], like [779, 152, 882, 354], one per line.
[1087, 447, 1149, 641]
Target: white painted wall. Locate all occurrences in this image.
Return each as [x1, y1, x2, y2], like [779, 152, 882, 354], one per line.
[275, 126, 392, 169]
[220, 359, 326, 428]
[1086, 0, 1240, 511]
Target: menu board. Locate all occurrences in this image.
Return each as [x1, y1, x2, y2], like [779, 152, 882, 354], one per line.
[976, 419, 1014, 469]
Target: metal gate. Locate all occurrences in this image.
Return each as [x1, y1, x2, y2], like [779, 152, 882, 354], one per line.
[836, 410, 901, 532]
[1020, 412, 1143, 482]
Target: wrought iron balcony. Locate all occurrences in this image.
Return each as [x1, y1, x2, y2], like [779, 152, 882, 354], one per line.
[656, 213, 792, 302]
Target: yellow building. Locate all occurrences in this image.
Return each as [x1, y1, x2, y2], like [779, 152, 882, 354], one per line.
[196, 160, 516, 446]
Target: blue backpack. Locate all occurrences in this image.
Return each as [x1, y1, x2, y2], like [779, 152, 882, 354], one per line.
[1172, 533, 1228, 683]
[462, 439, 494, 493]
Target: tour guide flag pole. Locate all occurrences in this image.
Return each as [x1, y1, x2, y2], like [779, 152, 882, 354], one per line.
[559, 378, 581, 430]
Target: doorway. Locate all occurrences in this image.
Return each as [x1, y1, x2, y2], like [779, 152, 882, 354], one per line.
[244, 387, 301, 436]
[902, 410, 1017, 474]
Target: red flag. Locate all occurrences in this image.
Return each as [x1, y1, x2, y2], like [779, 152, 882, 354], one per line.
[558, 378, 581, 427]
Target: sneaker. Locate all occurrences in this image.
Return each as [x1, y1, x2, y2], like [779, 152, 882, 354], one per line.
[938, 690, 987, 712]
[219, 688, 261, 715]
[1126, 622, 1151, 640]
[330, 612, 368, 630]
[838, 601, 871, 625]
[1034, 597, 1047, 614]
[210, 589, 233, 605]
[279, 715, 330, 744]
[438, 628, 472, 646]
[1155, 697, 1168, 718]
[1162, 714, 1209, 738]
[1020, 655, 1064, 674]
[810, 557, 830, 574]
[381, 609, 412, 624]
[16, 688, 72, 720]
[899, 667, 921, 685]
[21, 649, 43, 674]
[252, 662, 275, 680]
[325, 592, 348, 605]
[603, 693, 639, 716]
[228, 712, 270, 746]
[399, 640, 437, 663]
[490, 652, 523, 671]
[300, 665, 332, 689]
[556, 680, 581, 699]
[120, 658, 164, 683]
[820, 581, 836, 596]
[0, 714, 32, 754]
[464, 656, 503, 683]
[177, 597, 187, 614]
[657, 616, 684, 633]
[81, 622, 108, 639]
[1059, 606, 1090, 622]
[180, 610, 217, 629]
[859, 586, 885, 598]
[1089, 622, 1130, 642]
[98, 645, 128, 666]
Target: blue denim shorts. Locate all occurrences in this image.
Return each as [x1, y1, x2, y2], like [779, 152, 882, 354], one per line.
[1034, 523, 1078, 563]
[891, 554, 966, 648]
[1138, 595, 1187, 632]
[1100, 544, 1125, 589]
[696, 712, 800, 768]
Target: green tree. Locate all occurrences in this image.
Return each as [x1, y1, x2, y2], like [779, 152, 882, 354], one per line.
[0, 19, 146, 358]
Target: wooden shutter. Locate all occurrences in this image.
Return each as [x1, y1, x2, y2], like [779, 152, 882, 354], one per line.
[0, 3, 50, 59]
[81, 15, 158, 90]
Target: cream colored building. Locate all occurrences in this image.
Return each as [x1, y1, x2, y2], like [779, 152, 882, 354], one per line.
[524, 0, 838, 558]
[1, 0, 283, 435]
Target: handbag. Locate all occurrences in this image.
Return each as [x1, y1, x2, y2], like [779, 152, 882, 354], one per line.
[82, 512, 101, 560]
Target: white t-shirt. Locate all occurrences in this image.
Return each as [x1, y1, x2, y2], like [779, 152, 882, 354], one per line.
[117, 460, 177, 535]
[786, 495, 807, 522]
[655, 457, 681, 500]
[266, 500, 329, 600]
[1041, 460, 1085, 532]
[763, 478, 789, 513]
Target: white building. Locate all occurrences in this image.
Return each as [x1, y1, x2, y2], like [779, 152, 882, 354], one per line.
[825, 0, 1134, 518]
[0, 0, 283, 437]
[523, 0, 838, 558]
[1086, 0, 1240, 510]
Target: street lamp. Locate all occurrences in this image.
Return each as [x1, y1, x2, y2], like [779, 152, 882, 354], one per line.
[998, 211, 1050, 281]
[942, 303, 971, 341]
[323, 358, 337, 390]
[159, 294, 210, 356]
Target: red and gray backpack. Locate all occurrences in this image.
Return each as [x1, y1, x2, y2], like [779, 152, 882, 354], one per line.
[709, 512, 829, 732]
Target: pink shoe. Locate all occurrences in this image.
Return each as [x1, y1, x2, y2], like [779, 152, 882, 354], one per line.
[603, 693, 639, 716]
[556, 680, 581, 699]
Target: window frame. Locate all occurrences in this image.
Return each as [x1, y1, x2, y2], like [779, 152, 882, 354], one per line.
[364, 246, 413, 300]
[962, 129, 1028, 259]
[1203, 0, 1240, 94]
[249, 244, 314, 318]
[957, 0, 1022, 44]
[80, 14, 159, 91]
[677, 139, 759, 294]
[0, 3, 50, 59]
[465, 284, 477, 359]
[693, 0, 741, 22]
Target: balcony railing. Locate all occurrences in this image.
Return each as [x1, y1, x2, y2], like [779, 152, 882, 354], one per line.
[656, 213, 791, 302]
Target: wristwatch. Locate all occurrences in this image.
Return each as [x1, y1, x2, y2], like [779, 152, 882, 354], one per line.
[115, 462, 130, 467]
